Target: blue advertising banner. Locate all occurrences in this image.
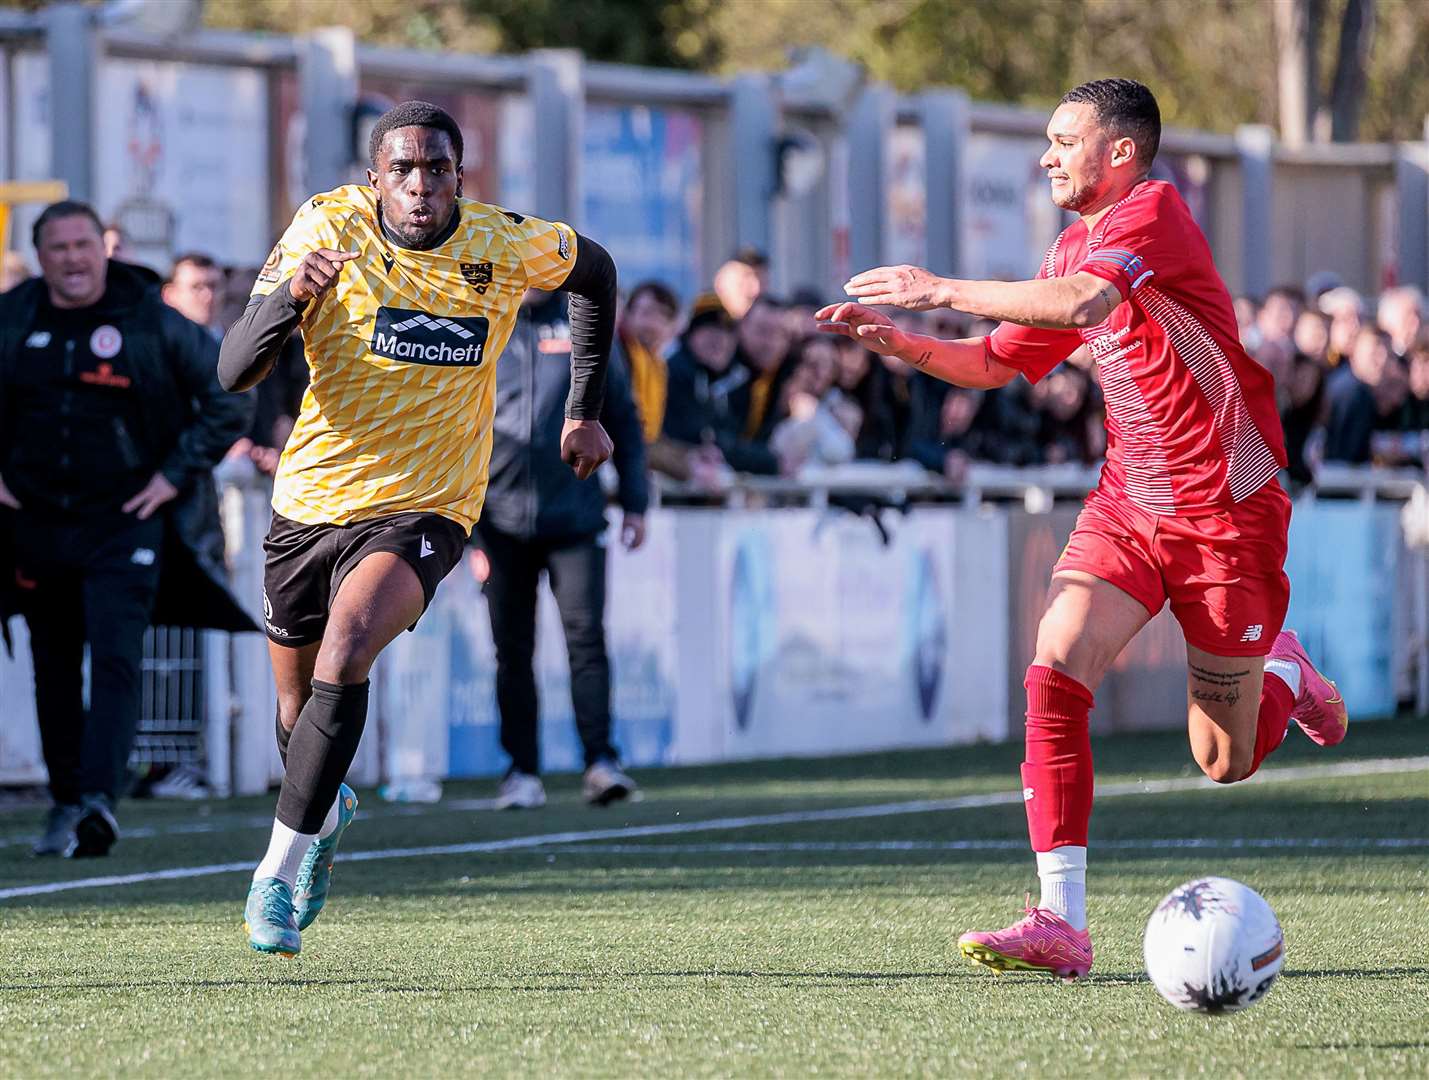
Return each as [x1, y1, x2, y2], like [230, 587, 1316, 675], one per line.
[582, 104, 703, 303]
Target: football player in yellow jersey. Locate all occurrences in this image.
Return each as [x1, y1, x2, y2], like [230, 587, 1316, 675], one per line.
[217, 102, 619, 956]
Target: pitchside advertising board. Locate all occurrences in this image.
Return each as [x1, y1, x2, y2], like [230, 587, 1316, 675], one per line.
[0, 502, 1408, 785]
[375, 507, 1009, 781]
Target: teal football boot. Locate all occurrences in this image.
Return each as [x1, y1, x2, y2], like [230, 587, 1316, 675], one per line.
[244, 876, 301, 957]
[293, 784, 359, 931]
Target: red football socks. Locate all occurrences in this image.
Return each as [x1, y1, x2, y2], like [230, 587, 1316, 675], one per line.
[1247, 669, 1295, 777]
[1021, 664, 1095, 852]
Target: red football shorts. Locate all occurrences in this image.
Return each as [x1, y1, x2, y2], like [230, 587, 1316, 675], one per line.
[1055, 481, 1292, 657]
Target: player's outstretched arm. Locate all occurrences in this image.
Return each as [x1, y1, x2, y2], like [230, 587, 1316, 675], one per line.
[217, 249, 357, 393]
[844, 264, 1124, 331]
[816, 302, 1016, 390]
[557, 233, 618, 480]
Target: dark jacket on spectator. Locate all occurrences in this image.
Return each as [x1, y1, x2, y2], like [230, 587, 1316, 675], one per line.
[858, 365, 920, 462]
[662, 345, 779, 475]
[483, 292, 648, 540]
[725, 347, 796, 445]
[1323, 365, 1377, 464]
[1280, 355, 1325, 484]
[0, 260, 256, 644]
[905, 378, 1045, 471]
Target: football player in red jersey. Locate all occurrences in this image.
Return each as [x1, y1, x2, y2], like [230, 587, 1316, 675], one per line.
[819, 79, 1347, 979]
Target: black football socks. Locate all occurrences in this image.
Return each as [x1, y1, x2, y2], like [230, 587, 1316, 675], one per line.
[275, 679, 370, 834]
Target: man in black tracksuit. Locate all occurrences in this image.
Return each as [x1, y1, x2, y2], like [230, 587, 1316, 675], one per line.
[0, 201, 254, 857]
[479, 290, 648, 808]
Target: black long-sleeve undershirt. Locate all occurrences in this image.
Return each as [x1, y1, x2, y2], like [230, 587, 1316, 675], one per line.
[560, 234, 618, 421]
[217, 285, 307, 393]
[216, 230, 618, 417]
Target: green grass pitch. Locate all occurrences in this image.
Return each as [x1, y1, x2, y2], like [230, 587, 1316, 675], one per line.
[2, 719, 1426, 1077]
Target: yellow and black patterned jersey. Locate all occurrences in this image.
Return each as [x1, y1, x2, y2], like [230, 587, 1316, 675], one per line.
[250, 184, 577, 531]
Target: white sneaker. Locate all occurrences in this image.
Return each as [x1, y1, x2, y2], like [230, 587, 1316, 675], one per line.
[582, 759, 636, 807]
[495, 770, 546, 810]
[149, 764, 211, 801]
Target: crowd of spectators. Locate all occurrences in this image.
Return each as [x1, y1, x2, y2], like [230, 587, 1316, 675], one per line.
[633, 250, 1107, 487]
[621, 251, 1429, 490]
[15, 231, 1421, 491]
[1236, 278, 1429, 479]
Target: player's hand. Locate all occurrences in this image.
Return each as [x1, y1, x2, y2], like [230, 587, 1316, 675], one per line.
[815, 302, 910, 358]
[621, 512, 646, 551]
[0, 471, 20, 509]
[288, 248, 359, 303]
[560, 418, 613, 481]
[843, 264, 946, 311]
[122, 472, 179, 520]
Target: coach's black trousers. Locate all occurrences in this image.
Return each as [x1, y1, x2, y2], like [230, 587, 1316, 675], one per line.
[477, 523, 617, 775]
[13, 511, 163, 805]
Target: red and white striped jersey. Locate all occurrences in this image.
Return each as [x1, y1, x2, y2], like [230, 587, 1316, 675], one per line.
[986, 180, 1285, 515]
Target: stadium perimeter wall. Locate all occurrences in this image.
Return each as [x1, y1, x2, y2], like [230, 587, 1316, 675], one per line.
[0, 19, 1422, 302]
[2, 482, 1425, 793]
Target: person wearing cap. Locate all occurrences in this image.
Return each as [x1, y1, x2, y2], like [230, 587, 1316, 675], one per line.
[660, 293, 778, 480]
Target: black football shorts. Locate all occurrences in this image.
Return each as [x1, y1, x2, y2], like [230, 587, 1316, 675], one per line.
[261, 510, 468, 646]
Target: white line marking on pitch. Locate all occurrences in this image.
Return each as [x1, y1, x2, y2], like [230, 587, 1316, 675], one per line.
[539, 838, 1429, 855]
[0, 798, 499, 851]
[2, 755, 1424, 902]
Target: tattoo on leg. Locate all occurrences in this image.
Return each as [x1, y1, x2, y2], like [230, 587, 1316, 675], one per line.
[1189, 663, 1250, 708]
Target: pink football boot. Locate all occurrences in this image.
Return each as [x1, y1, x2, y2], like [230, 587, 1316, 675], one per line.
[958, 905, 1093, 980]
[1269, 630, 1349, 747]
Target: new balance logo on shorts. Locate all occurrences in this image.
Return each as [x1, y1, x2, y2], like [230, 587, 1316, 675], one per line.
[370, 306, 490, 367]
[1240, 624, 1264, 643]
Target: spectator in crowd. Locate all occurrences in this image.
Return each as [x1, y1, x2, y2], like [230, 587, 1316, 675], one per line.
[1233, 295, 1258, 350]
[0, 200, 254, 857]
[827, 334, 887, 459]
[1, 250, 32, 291]
[1255, 285, 1304, 353]
[1324, 325, 1397, 463]
[161, 252, 225, 340]
[1293, 307, 1331, 368]
[712, 248, 767, 320]
[478, 291, 648, 809]
[1377, 285, 1424, 363]
[1032, 365, 1103, 465]
[859, 308, 927, 462]
[102, 221, 127, 260]
[662, 293, 779, 478]
[99, 222, 161, 286]
[785, 285, 825, 341]
[1402, 340, 1429, 438]
[1277, 336, 1327, 486]
[616, 280, 681, 443]
[906, 384, 997, 483]
[769, 334, 856, 470]
[1369, 357, 1417, 465]
[728, 294, 795, 453]
[1320, 285, 1365, 368]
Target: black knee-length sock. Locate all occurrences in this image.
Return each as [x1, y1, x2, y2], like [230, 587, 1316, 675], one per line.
[275, 679, 369, 834]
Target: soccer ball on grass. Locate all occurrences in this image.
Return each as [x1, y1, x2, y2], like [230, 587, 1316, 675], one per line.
[1143, 876, 1285, 1013]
